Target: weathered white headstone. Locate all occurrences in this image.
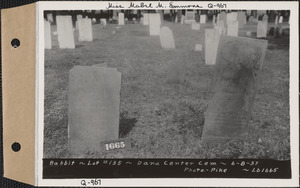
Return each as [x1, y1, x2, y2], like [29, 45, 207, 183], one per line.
[149, 13, 161, 36]
[68, 66, 121, 155]
[262, 15, 269, 22]
[237, 12, 246, 28]
[205, 28, 220, 65]
[227, 12, 237, 25]
[56, 15, 75, 49]
[77, 15, 83, 20]
[257, 10, 266, 16]
[195, 44, 202, 51]
[113, 10, 117, 20]
[118, 12, 125, 25]
[227, 20, 239, 36]
[44, 20, 52, 49]
[202, 36, 268, 144]
[278, 16, 283, 23]
[78, 18, 93, 42]
[47, 13, 53, 22]
[164, 10, 170, 14]
[159, 27, 175, 49]
[231, 12, 238, 20]
[248, 16, 258, 23]
[275, 15, 278, 25]
[219, 12, 227, 26]
[257, 21, 268, 38]
[200, 14, 206, 24]
[143, 13, 149, 25]
[246, 10, 252, 16]
[216, 20, 226, 35]
[185, 10, 196, 24]
[181, 15, 185, 24]
[100, 18, 107, 27]
[191, 23, 200, 30]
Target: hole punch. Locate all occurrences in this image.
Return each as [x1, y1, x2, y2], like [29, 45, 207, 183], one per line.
[11, 38, 20, 48]
[11, 142, 21, 152]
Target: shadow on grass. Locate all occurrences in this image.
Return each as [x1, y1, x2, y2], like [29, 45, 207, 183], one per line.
[119, 112, 137, 138]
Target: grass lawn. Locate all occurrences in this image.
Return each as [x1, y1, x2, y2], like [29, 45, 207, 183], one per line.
[44, 20, 290, 159]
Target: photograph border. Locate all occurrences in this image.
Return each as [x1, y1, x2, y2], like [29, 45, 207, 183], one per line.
[37, 1, 299, 187]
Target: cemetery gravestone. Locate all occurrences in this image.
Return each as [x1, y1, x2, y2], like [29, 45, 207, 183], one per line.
[278, 16, 283, 23]
[216, 20, 226, 35]
[263, 15, 269, 22]
[181, 15, 185, 24]
[275, 15, 278, 25]
[118, 12, 125, 25]
[191, 23, 200, 30]
[185, 11, 196, 24]
[78, 18, 93, 42]
[100, 18, 107, 27]
[149, 13, 161, 36]
[77, 15, 83, 20]
[226, 13, 236, 25]
[246, 10, 252, 16]
[164, 10, 170, 14]
[248, 16, 258, 23]
[157, 10, 164, 23]
[143, 13, 149, 25]
[159, 27, 175, 49]
[237, 12, 246, 28]
[56, 15, 75, 49]
[257, 21, 268, 38]
[212, 15, 216, 25]
[47, 13, 53, 22]
[113, 10, 117, 20]
[227, 21, 239, 36]
[205, 28, 221, 65]
[201, 35, 268, 144]
[44, 20, 52, 49]
[219, 12, 227, 26]
[231, 12, 238, 20]
[200, 14, 206, 24]
[68, 66, 121, 155]
[257, 10, 266, 16]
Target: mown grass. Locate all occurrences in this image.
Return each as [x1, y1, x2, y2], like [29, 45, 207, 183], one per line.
[44, 21, 290, 159]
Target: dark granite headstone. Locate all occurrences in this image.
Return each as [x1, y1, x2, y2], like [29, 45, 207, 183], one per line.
[201, 35, 268, 144]
[68, 66, 121, 155]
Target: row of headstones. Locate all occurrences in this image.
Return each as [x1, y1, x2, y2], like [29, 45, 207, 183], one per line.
[45, 15, 95, 49]
[67, 35, 268, 155]
[143, 13, 176, 49]
[145, 11, 268, 58]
